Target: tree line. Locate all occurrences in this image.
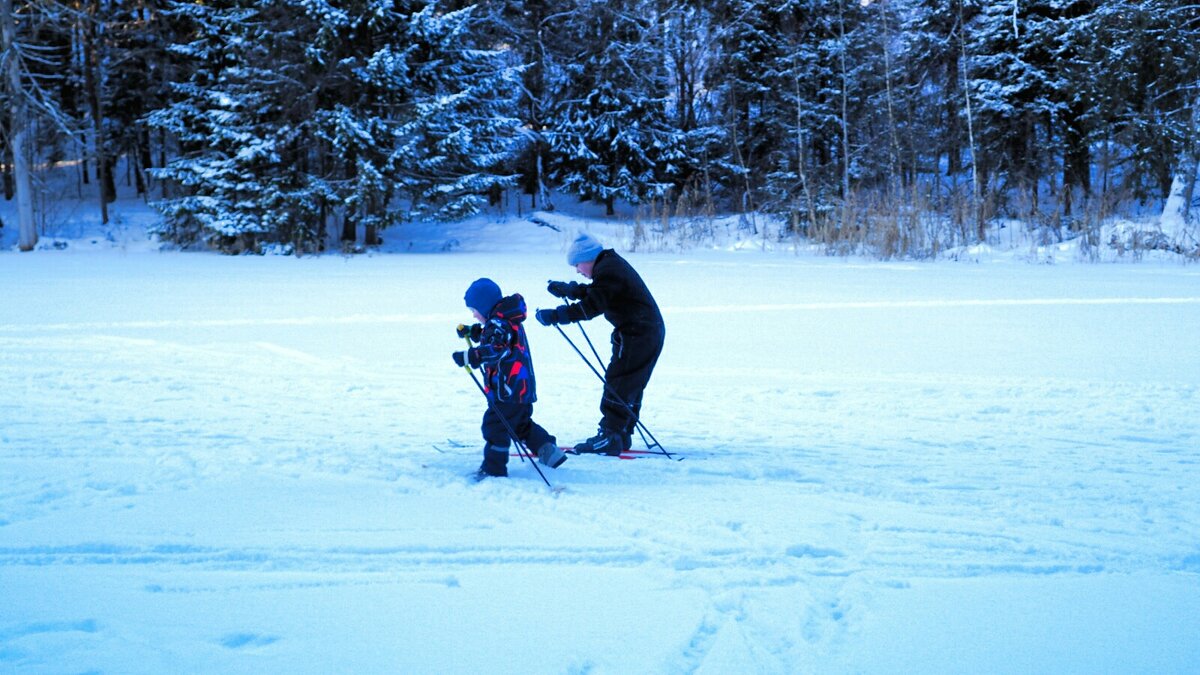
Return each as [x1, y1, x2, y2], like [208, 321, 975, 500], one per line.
[4, 0, 1199, 255]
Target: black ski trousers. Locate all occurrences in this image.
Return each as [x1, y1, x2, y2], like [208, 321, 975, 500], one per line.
[600, 324, 664, 439]
[481, 401, 555, 453]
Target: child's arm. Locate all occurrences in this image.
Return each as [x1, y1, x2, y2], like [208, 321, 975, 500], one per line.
[467, 319, 513, 367]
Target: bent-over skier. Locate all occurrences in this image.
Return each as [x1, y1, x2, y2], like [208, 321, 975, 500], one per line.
[535, 233, 665, 455]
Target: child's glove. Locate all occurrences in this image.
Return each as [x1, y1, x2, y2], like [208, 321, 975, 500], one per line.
[547, 280, 586, 299]
[535, 307, 567, 326]
[456, 323, 482, 341]
[452, 351, 479, 368]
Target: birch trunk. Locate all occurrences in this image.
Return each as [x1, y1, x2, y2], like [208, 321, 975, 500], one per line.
[1, 0, 36, 250]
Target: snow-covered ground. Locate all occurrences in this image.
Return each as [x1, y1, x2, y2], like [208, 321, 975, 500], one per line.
[1, 201, 1199, 673]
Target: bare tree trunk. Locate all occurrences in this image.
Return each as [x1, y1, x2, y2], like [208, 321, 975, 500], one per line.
[2, 128, 13, 200]
[536, 149, 551, 211]
[837, 1, 851, 210]
[136, 128, 151, 196]
[364, 223, 381, 247]
[1181, 157, 1199, 227]
[880, 5, 903, 189]
[793, 70, 817, 233]
[946, 14, 962, 177]
[2, 0, 36, 250]
[342, 148, 357, 244]
[83, 0, 111, 224]
[959, 0, 982, 241]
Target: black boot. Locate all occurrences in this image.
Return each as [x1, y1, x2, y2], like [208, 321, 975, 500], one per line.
[473, 443, 509, 481]
[573, 428, 625, 456]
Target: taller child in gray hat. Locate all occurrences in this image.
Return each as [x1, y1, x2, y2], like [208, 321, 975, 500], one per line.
[536, 233, 665, 455]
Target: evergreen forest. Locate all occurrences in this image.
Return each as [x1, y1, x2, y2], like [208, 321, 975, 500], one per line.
[3, 0, 1199, 255]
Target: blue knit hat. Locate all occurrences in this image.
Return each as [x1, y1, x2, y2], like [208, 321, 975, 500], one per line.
[464, 278, 502, 314]
[567, 233, 604, 266]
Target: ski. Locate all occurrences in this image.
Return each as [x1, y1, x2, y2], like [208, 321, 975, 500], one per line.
[447, 443, 680, 462]
[559, 446, 683, 461]
[504, 448, 668, 460]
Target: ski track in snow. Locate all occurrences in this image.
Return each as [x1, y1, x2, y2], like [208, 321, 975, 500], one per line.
[1, 254, 1199, 672]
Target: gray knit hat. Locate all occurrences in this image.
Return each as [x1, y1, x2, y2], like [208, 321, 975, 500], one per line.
[567, 233, 604, 266]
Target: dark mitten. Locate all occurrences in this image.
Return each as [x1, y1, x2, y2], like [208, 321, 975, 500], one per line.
[535, 308, 566, 326]
[456, 323, 482, 341]
[452, 351, 467, 368]
[547, 280, 586, 300]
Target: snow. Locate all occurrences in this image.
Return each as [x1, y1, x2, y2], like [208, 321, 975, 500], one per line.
[1, 198, 1199, 673]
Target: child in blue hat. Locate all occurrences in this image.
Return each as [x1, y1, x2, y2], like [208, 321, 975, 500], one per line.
[454, 278, 567, 479]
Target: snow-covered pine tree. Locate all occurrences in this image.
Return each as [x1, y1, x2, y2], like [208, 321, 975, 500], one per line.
[902, 0, 972, 179]
[703, 0, 778, 217]
[80, 0, 116, 222]
[544, 0, 679, 216]
[149, 0, 322, 252]
[151, 0, 521, 252]
[305, 0, 522, 245]
[1051, 1, 1104, 221]
[478, 0, 556, 210]
[383, 2, 523, 222]
[103, 0, 173, 198]
[1088, 1, 1200, 206]
[707, 0, 877, 231]
[657, 1, 725, 217]
[962, 0, 1073, 226]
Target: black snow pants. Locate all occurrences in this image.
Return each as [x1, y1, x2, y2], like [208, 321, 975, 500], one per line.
[481, 402, 555, 454]
[600, 323, 665, 441]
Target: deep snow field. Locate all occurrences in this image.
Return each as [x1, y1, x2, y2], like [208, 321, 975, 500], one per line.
[1, 202, 1199, 673]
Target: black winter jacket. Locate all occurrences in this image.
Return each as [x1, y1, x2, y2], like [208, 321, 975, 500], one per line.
[561, 250, 664, 336]
[466, 294, 537, 403]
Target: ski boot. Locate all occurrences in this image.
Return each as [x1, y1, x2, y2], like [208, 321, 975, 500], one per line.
[573, 428, 625, 456]
[472, 443, 509, 481]
[536, 442, 568, 468]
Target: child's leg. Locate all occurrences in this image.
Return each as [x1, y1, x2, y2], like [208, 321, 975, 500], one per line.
[524, 416, 557, 451]
[504, 404, 555, 449]
[511, 404, 565, 468]
[478, 406, 511, 476]
[481, 406, 512, 447]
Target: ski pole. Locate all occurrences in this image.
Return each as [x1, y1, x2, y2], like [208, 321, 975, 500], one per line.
[573, 324, 655, 451]
[461, 365, 553, 488]
[460, 333, 523, 466]
[553, 324, 673, 459]
[463, 336, 525, 461]
[458, 333, 530, 466]
[459, 335, 553, 487]
[578, 322, 606, 370]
